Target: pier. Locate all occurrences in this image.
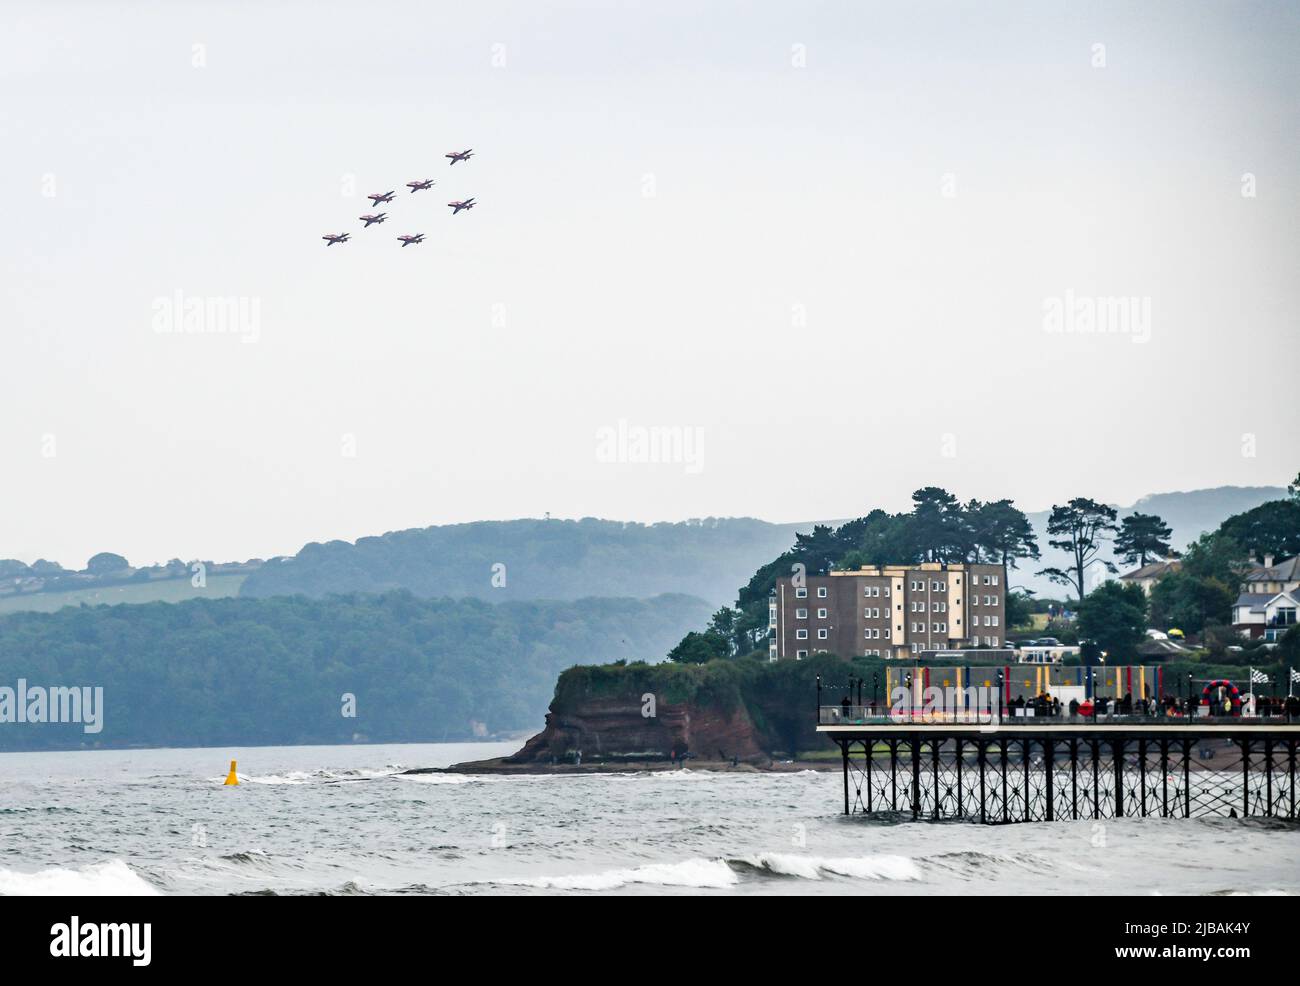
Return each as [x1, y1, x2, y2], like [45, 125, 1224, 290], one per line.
[817, 672, 1300, 823]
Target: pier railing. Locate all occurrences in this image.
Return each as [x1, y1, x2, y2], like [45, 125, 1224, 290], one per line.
[818, 705, 1297, 726]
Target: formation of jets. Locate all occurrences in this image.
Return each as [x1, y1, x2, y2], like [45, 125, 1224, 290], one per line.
[325, 150, 476, 247]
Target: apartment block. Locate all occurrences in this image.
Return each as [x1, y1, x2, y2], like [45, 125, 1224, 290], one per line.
[768, 561, 1008, 661]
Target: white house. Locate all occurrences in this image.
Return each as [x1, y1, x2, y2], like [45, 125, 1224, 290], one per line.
[1233, 589, 1299, 641]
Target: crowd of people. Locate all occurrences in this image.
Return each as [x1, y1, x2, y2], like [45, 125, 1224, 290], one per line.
[1037, 691, 1300, 719]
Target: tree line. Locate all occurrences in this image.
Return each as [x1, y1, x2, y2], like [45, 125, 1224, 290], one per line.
[0, 591, 712, 750]
[670, 476, 1300, 668]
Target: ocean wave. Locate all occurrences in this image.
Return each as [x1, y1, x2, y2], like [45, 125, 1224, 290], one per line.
[210, 767, 404, 786]
[731, 852, 922, 882]
[219, 850, 274, 867]
[923, 849, 1101, 879]
[0, 859, 160, 896]
[488, 851, 923, 892]
[495, 857, 738, 891]
[395, 773, 482, 785]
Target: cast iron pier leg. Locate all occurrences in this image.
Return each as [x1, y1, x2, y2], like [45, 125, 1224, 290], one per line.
[1242, 737, 1251, 818]
[1022, 738, 1031, 823]
[1000, 738, 1009, 823]
[1045, 739, 1054, 822]
[956, 738, 964, 818]
[1265, 737, 1273, 817]
[889, 739, 898, 812]
[931, 740, 941, 820]
[1139, 738, 1147, 818]
[910, 737, 921, 820]
[978, 741, 987, 825]
[1070, 739, 1079, 820]
[1114, 738, 1125, 818]
[1160, 738, 1169, 819]
[841, 739, 849, 816]
[1091, 740, 1100, 820]
[1290, 740, 1297, 820]
[865, 739, 873, 813]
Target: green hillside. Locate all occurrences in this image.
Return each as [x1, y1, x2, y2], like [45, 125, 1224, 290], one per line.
[0, 574, 247, 616]
[0, 590, 713, 751]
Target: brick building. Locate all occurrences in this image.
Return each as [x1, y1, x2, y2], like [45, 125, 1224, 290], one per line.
[769, 561, 1008, 661]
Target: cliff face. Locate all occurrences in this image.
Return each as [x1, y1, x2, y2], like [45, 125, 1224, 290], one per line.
[509, 696, 769, 765]
[494, 655, 845, 767]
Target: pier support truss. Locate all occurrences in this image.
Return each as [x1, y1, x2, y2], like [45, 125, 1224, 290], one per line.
[835, 734, 1299, 823]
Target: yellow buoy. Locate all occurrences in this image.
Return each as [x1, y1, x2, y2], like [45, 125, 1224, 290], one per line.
[224, 759, 239, 786]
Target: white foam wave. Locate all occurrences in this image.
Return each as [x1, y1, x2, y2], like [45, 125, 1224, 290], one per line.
[395, 773, 481, 785]
[497, 857, 738, 891]
[0, 859, 161, 896]
[737, 853, 922, 882]
[210, 767, 406, 786]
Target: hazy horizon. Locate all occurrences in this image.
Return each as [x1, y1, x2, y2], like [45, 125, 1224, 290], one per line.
[4, 1, 1297, 569]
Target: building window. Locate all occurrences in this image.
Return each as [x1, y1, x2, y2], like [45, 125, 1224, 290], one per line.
[817, 628, 828, 640]
[796, 629, 808, 640]
[796, 608, 807, 619]
[884, 628, 891, 639]
[817, 587, 828, 598]
[797, 649, 808, 659]
[795, 587, 807, 598]
[817, 608, 827, 618]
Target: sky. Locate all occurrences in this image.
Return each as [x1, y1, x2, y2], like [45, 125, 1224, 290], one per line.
[2, 0, 1297, 569]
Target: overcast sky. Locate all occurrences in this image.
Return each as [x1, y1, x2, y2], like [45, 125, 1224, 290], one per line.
[2, 1, 1296, 569]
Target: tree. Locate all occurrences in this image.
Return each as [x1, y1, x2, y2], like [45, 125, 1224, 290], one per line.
[967, 499, 1039, 567]
[790, 525, 841, 577]
[1114, 512, 1175, 568]
[1005, 590, 1034, 630]
[908, 487, 966, 562]
[1180, 532, 1246, 585]
[667, 630, 729, 665]
[1289, 470, 1300, 501]
[0, 559, 32, 579]
[1217, 499, 1300, 563]
[837, 511, 917, 568]
[1076, 581, 1147, 663]
[705, 606, 753, 657]
[1278, 625, 1300, 666]
[1148, 570, 1234, 635]
[85, 552, 130, 575]
[1037, 498, 1120, 600]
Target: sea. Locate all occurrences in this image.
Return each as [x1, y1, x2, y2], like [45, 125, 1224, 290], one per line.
[2, 742, 1298, 895]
